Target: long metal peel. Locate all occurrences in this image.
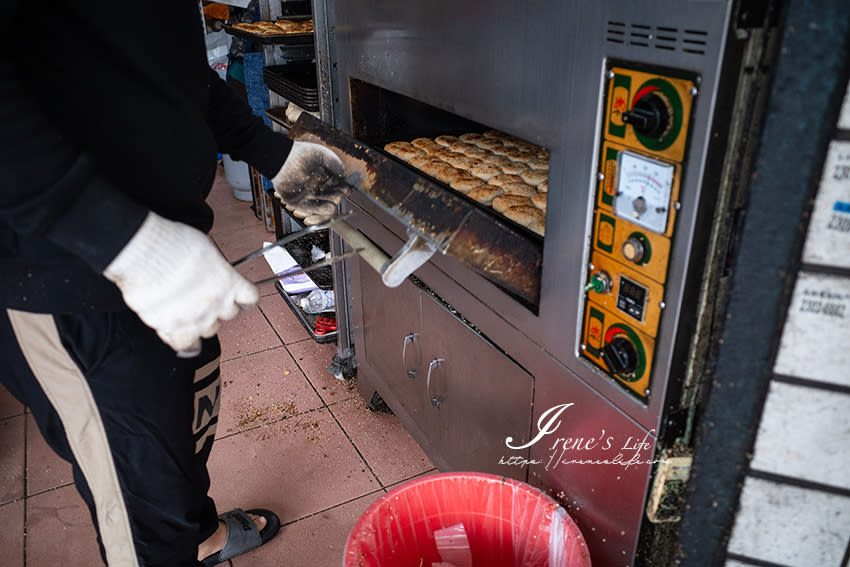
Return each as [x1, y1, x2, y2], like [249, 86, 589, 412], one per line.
[247, 248, 363, 287]
[230, 211, 354, 268]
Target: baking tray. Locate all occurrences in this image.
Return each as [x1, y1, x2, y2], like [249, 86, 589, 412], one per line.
[262, 80, 318, 109]
[263, 65, 320, 111]
[223, 18, 314, 45]
[266, 82, 318, 104]
[274, 282, 337, 344]
[264, 63, 318, 93]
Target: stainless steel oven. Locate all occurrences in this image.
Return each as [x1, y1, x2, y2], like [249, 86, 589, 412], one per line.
[299, 1, 779, 564]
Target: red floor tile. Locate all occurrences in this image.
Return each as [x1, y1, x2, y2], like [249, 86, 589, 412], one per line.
[286, 340, 358, 406]
[209, 192, 260, 240]
[330, 396, 435, 487]
[26, 485, 103, 567]
[259, 294, 311, 345]
[230, 491, 384, 567]
[0, 500, 24, 567]
[217, 346, 325, 438]
[0, 416, 25, 505]
[0, 384, 24, 420]
[206, 407, 380, 526]
[211, 221, 276, 264]
[218, 307, 282, 361]
[26, 414, 74, 496]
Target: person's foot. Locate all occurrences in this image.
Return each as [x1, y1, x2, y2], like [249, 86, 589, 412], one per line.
[197, 512, 268, 562]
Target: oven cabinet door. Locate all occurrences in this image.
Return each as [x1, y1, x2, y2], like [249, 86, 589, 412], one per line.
[418, 293, 534, 479]
[353, 256, 427, 426]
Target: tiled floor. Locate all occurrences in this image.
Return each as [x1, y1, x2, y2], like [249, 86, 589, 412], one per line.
[0, 168, 435, 566]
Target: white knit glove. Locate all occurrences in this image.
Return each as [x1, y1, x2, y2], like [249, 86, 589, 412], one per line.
[272, 140, 351, 218]
[103, 212, 259, 356]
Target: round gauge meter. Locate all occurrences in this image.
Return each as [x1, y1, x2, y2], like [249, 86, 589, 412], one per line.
[614, 151, 675, 234]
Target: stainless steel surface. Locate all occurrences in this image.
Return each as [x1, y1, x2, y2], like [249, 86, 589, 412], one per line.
[322, 1, 744, 564]
[347, 201, 535, 478]
[333, 0, 734, 431]
[310, 0, 358, 369]
[528, 356, 657, 567]
[348, 188, 654, 564]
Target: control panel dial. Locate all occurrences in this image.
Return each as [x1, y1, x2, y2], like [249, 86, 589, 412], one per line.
[601, 335, 639, 376]
[622, 236, 646, 263]
[622, 91, 672, 139]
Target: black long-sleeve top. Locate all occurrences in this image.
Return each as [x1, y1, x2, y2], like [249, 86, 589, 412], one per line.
[0, 1, 293, 312]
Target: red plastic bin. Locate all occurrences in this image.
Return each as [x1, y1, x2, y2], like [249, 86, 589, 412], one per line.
[344, 472, 591, 567]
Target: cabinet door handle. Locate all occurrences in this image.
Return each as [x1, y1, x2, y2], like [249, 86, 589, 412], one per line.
[426, 358, 445, 407]
[402, 333, 419, 378]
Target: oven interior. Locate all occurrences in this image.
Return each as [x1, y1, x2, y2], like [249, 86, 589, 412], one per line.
[347, 78, 550, 312]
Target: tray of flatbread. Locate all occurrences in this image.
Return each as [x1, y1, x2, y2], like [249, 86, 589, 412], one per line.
[224, 18, 314, 44]
[382, 131, 550, 237]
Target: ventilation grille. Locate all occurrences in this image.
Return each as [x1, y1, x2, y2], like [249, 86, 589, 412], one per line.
[606, 22, 708, 55]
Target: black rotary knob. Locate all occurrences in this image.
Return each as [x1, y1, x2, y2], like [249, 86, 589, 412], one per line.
[622, 92, 672, 139]
[601, 336, 639, 376]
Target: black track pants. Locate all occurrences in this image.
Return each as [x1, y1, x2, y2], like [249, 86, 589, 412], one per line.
[1, 307, 223, 567]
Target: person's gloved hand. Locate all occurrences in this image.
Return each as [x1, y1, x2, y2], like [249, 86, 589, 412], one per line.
[103, 212, 259, 357]
[271, 140, 351, 218]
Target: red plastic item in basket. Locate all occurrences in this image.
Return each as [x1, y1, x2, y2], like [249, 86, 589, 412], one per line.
[314, 315, 337, 335]
[344, 472, 591, 567]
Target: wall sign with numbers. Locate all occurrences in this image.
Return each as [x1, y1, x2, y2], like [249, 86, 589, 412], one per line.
[803, 141, 850, 269]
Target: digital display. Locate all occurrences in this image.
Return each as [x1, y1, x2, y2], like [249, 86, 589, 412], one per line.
[617, 276, 648, 322]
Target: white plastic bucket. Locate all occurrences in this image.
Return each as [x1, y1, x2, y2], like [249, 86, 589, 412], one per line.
[222, 154, 252, 201]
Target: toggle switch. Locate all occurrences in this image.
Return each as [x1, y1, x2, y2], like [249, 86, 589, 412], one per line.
[585, 271, 613, 294]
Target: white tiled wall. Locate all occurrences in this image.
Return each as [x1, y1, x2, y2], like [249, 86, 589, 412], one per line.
[728, 477, 850, 566]
[773, 272, 850, 388]
[751, 382, 850, 490]
[725, 76, 850, 567]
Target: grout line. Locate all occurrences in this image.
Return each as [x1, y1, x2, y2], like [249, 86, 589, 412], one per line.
[771, 374, 850, 396]
[381, 469, 439, 491]
[283, 346, 355, 407]
[220, 343, 285, 364]
[323, 400, 385, 489]
[279, 486, 388, 529]
[725, 552, 794, 567]
[843, 535, 850, 567]
[277, 468, 440, 529]
[213, 405, 330, 443]
[219, 343, 284, 364]
[747, 468, 850, 498]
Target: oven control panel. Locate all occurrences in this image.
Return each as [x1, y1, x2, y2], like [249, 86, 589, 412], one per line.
[581, 62, 697, 400]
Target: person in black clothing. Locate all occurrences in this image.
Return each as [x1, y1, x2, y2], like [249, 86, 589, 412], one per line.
[0, 2, 347, 566]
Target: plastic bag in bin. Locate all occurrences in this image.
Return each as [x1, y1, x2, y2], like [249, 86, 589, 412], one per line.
[433, 523, 472, 567]
[344, 472, 591, 567]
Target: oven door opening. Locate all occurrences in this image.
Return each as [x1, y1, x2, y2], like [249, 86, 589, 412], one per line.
[347, 78, 551, 311]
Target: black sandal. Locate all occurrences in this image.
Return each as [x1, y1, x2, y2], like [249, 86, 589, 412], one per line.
[201, 508, 281, 566]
